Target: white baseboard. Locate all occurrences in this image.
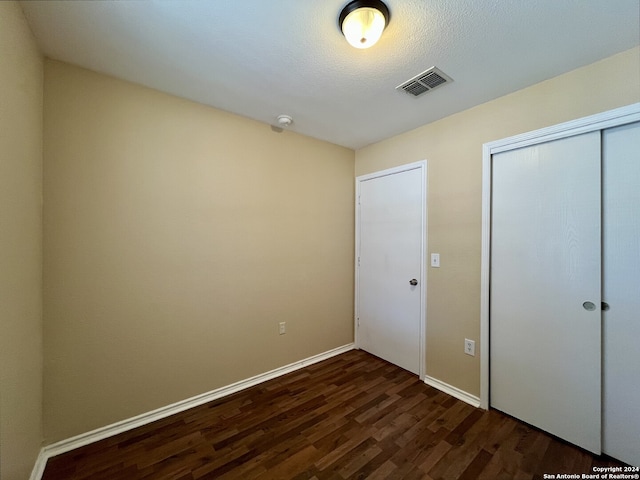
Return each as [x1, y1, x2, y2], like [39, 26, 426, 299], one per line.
[29, 450, 48, 480]
[31, 343, 355, 480]
[424, 375, 481, 408]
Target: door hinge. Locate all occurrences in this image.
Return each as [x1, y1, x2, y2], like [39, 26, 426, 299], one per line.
[357, 256, 360, 266]
[357, 317, 360, 327]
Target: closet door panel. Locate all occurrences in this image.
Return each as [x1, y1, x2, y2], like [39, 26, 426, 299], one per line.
[602, 121, 640, 467]
[490, 131, 602, 454]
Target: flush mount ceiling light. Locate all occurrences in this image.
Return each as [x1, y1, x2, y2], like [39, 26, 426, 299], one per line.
[339, 0, 390, 49]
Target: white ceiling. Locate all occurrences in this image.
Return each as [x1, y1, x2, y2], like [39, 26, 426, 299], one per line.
[20, 0, 640, 150]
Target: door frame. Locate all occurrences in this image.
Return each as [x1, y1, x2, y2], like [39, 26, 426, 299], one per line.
[355, 160, 428, 379]
[480, 102, 640, 409]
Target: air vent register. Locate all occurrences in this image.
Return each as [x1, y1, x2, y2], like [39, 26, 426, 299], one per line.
[396, 66, 452, 98]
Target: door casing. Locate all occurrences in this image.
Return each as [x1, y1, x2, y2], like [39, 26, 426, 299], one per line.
[355, 160, 428, 379]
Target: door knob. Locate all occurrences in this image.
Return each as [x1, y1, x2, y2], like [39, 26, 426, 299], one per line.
[583, 301, 596, 311]
[602, 302, 610, 311]
[409, 279, 418, 286]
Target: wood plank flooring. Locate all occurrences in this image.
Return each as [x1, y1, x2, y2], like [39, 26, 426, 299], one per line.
[42, 350, 625, 479]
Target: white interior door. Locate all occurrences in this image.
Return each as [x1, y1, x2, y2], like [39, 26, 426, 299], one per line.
[357, 166, 424, 375]
[602, 121, 640, 467]
[490, 132, 602, 454]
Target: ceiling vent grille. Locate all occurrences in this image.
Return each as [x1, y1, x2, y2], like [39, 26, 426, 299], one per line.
[396, 67, 453, 98]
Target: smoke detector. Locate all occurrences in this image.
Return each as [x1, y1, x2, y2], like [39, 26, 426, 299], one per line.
[276, 115, 293, 127]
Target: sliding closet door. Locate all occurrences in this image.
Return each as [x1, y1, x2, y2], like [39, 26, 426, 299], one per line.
[602, 121, 640, 466]
[490, 132, 602, 454]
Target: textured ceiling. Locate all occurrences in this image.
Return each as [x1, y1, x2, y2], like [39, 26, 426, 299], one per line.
[20, 0, 640, 149]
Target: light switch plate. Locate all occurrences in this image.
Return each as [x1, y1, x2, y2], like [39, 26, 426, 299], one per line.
[431, 253, 440, 268]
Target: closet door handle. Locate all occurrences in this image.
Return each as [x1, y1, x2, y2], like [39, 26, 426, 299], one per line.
[583, 301, 596, 311]
[409, 279, 418, 286]
[602, 302, 610, 311]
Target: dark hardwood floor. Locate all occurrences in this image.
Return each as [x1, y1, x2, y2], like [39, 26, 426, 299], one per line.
[42, 349, 625, 479]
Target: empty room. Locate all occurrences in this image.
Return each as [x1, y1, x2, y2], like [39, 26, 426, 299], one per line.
[1, 1, 639, 479]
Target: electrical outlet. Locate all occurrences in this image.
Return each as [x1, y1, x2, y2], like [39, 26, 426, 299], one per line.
[431, 253, 440, 268]
[279, 322, 286, 335]
[464, 338, 475, 356]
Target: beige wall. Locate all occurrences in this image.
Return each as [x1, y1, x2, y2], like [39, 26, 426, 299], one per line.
[355, 47, 640, 397]
[43, 60, 355, 443]
[36, 38, 640, 446]
[0, 2, 44, 478]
